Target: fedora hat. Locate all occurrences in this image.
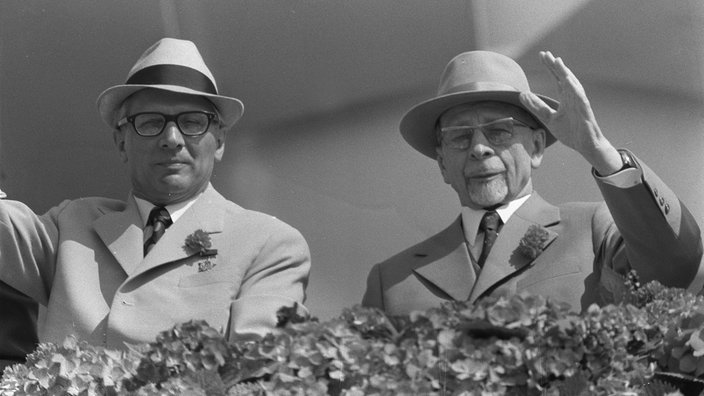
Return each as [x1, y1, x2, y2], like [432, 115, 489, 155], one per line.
[96, 38, 244, 129]
[400, 50, 559, 158]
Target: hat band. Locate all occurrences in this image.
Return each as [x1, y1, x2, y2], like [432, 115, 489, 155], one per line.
[126, 65, 217, 95]
[441, 81, 520, 95]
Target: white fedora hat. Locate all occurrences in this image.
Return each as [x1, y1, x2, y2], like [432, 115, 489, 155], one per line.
[400, 51, 558, 159]
[96, 38, 244, 129]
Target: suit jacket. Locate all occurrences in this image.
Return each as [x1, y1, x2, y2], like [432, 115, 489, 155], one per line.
[0, 185, 310, 350]
[0, 281, 37, 371]
[363, 156, 702, 315]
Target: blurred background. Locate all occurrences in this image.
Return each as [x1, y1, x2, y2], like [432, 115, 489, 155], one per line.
[1, 0, 703, 320]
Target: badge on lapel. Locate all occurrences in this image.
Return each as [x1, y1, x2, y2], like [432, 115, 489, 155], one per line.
[183, 229, 220, 272]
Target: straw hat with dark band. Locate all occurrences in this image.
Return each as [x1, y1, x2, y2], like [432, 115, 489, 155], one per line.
[97, 38, 244, 129]
[400, 51, 559, 158]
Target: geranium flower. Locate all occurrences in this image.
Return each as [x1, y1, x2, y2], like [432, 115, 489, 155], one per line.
[183, 229, 218, 257]
[516, 225, 550, 260]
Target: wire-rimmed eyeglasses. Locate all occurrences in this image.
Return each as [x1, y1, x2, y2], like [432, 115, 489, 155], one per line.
[439, 117, 533, 149]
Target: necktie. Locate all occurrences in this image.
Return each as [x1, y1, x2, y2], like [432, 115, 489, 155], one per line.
[143, 206, 173, 255]
[477, 210, 501, 268]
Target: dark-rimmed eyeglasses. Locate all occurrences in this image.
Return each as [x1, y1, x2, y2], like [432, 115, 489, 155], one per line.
[439, 117, 533, 149]
[117, 111, 217, 137]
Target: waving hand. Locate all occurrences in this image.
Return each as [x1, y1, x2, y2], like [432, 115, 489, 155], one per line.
[519, 51, 622, 175]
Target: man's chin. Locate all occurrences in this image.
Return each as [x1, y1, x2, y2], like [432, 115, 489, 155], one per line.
[158, 174, 191, 188]
[149, 181, 192, 202]
[466, 193, 508, 209]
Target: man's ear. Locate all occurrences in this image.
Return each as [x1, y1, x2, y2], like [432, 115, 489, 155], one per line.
[530, 128, 546, 169]
[213, 128, 226, 162]
[113, 129, 128, 163]
[436, 146, 451, 184]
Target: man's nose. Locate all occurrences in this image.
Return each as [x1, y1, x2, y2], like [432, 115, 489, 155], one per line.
[159, 122, 185, 148]
[468, 130, 494, 159]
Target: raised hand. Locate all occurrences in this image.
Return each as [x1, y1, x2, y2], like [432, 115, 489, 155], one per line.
[519, 51, 622, 175]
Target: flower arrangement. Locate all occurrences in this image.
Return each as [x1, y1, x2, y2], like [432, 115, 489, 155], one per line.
[2, 272, 703, 395]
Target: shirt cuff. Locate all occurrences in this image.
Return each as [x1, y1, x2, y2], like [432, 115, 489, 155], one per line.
[593, 166, 642, 188]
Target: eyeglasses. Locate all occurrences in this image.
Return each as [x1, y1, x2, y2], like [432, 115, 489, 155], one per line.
[117, 111, 217, 137]
[439, 117, 533, 149]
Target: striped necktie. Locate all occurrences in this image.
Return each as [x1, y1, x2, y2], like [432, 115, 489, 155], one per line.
[143, 206, 173, 256]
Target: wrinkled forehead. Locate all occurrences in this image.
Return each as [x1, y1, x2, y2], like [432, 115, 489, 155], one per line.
[438, 101, 537, 127]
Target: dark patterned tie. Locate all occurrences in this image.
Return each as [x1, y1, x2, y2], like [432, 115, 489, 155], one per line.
[143, 206, 173, 256]
[477, 210, 501, 268]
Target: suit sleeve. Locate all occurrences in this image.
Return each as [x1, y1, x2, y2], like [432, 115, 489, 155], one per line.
[0, 280, 38, 368]
[0, 199, 68, 305]
[594, 151, 703, 290]
[227, 221, 311, 337]
[361, 263, 384, 310]
[0, 200, 66, 366]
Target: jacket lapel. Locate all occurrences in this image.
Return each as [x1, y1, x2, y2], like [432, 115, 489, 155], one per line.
[131, 186, 227, 278]
[94, 196, 143, 275]
[468, 193, 560, 302]
[413, 217, 477, 301]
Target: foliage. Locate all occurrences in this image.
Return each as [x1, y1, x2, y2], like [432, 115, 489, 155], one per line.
[3, 271, 704, 395]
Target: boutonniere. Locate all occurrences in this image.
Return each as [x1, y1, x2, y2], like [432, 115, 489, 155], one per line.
[516, 225, 550, 260]
[184, 229, 219, 257]
[184, 230, 219, 272]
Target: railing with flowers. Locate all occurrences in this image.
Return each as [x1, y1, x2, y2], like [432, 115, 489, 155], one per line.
[2, 271, 704, 395]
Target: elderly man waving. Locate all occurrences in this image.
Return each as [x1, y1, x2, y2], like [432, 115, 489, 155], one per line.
[0, 38, 310, 350]
[363, 50, 702, 314]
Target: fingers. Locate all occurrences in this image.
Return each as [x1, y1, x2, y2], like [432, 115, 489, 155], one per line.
[539, 50, 587, 99]
[540, 51, 563, 83]
[540, 51, 573, 80]
[519, 91, 554, 124]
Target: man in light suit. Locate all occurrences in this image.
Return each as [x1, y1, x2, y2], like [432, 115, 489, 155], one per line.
[362, 50, 702, 315]
[0, 38, 310, 350]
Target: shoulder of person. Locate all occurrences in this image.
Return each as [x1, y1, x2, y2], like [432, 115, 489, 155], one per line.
[556, 200, 605, 214]
[53, 196, 127, 216]
[218, 199, 305, 237]
[555, 200, 614, 238]
[376, 220, 462, 272]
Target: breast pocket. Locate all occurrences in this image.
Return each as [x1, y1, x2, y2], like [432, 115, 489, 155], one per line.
[516, 267, 585, 308]
[173, 270, 237, 333]
[516, 260, 582, 295]
[178, 266, 237, 288]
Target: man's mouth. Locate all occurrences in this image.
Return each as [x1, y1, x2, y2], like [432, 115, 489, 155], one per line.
[157, 160, 188, 169]
[468, 171, 504, 182]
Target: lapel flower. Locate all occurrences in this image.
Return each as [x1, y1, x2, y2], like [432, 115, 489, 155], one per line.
[183, 229, 219, 258]
[516, 225, 550, 260]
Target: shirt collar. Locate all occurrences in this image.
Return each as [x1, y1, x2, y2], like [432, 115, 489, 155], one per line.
[460, 194, 531, 244]
[133, 192, 202, 227]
